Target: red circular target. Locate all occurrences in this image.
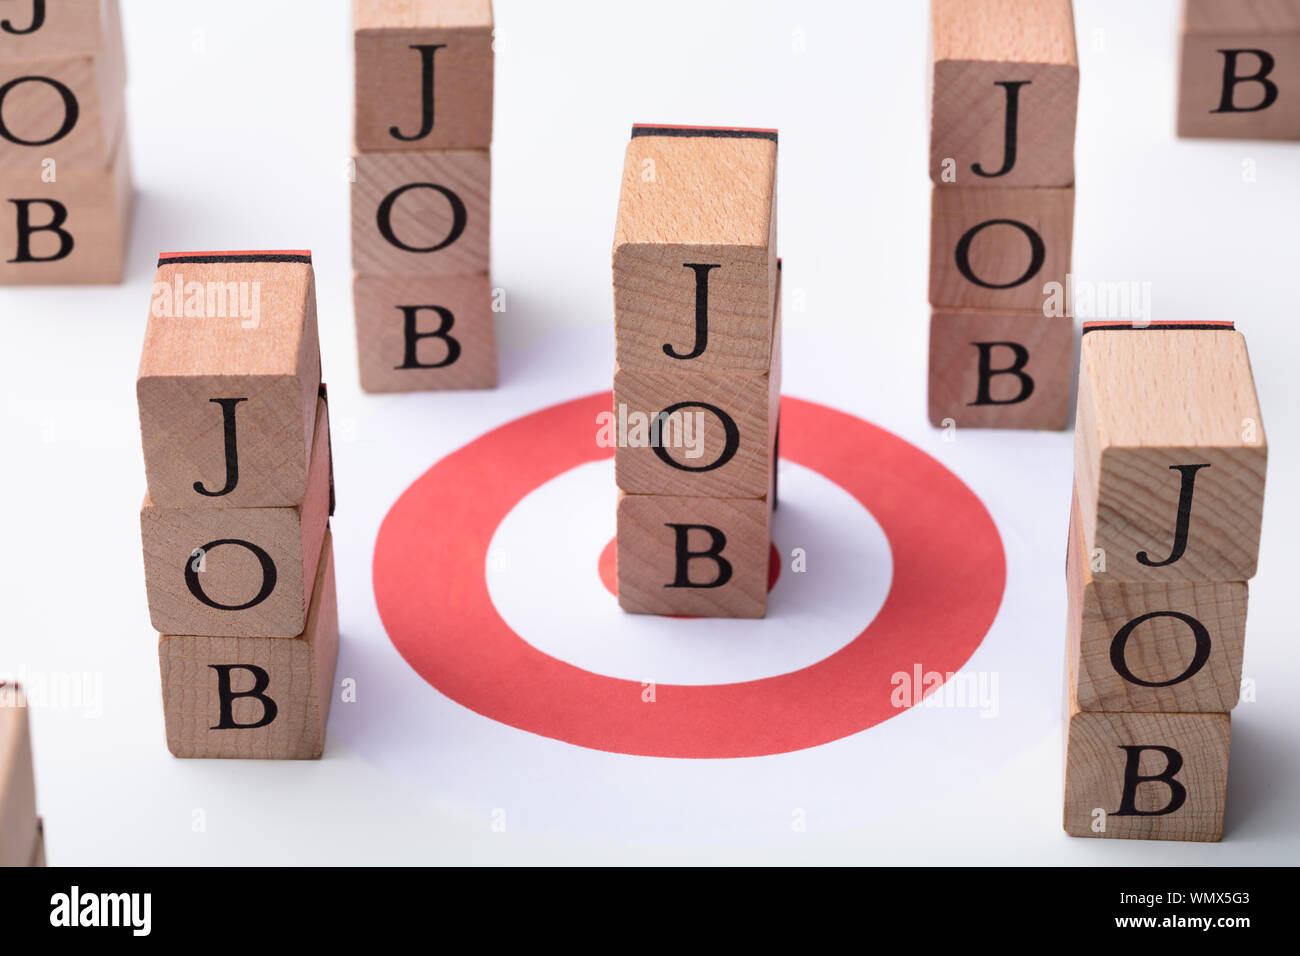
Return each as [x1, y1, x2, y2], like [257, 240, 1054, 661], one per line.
[373, 392, 1004, 758]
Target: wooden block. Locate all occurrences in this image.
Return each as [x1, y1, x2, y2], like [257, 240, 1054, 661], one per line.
[141, 395, 331, 638]
[136, 251, 322, 508]
[928, 308, 1072, 430]
[1184, 0, 1300, 34]
[1074, 323, 1267, 582]
[0, 0, 119, 58]
[0, 0, 125, 170]
[353, 0, 493, 151]
[1064, 668, 1230, 841]
[0, 115, 130, 284]
[616, 492, 770, 618]
[351, 148, 490, 276]
[1068, 487, 1246, 714]
[1178, 30, 1300, 140]
[159, 527, 339, 760]
[0, 685, 38, 867]
[28, 818, 44, 867]
[929, 184, 1073, 310]
[353, 272, 497, 391]
[614, 125, 778, 374]
[930, 0, 1078, 187]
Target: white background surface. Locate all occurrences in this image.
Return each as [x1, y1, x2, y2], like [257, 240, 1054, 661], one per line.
[1, 0, 1297, 864]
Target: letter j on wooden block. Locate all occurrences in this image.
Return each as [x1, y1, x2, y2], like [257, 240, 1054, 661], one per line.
[159, 528, 339, 760]
[1074, 322, 1266, 582]
[136, 252, 322, 508]
[930, 0, 1080, 187]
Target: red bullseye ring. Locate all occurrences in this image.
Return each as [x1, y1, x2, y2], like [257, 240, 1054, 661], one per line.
[373, 392, 1005, 758]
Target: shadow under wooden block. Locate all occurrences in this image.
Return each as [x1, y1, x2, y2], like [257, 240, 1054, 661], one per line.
[136, 252, 321, 508]
[929, 0, 1078, 187]
[0, 116, 131, 284]
[159, 527, 339, 760]
[141, 396, 331, 638]
[614, 125, 777, 374]
[0, 0, 120, 59]
[351, 149, 490, 276]
[0, 685, 38, 867]
[928, 308, 1072, 430]
[1067, 487, 1246, 714]
[616, 491, 770, 618]
[353, 273, 497, 392]
[929, 183, 1073, 310]
[1184, 0, 1300, 33]
[1177, 30, 1300, 139]
[353, 0, 493, 151]
[1074, 324, 1266, 582]
[28, 818, 44, 867]
[1063, 664, 1231, 842]
[0, 0, 125, 171]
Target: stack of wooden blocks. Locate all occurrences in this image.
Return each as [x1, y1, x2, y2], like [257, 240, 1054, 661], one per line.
[0, 685, 44, 866]
[351, 0, 496, 392]
[1178, 0, 1300, 139]
[137, 252, 339, 760]
[612, 125, 781, 619]
[1063, 321, 1267, 842]
[0, 0, 130, 284]
[927, 0, 1077, 430]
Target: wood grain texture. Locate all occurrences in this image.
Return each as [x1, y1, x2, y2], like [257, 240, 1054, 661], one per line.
[354, 272, 497, 391]
[0, 687, 38, 867]
[614, 276, 780, 497]
[616, 491, 770, 618]
[159, 527, 339, 760]
[1068, 488, 1246, 714]
[1177, 31, 1300, 140]
[0, 115, 131, 284]
[0, 0, 117, 59]
[928, 308, 1072, 429]
[351, 148, 490, 276]
[137, 254, 321, 507]
[353, 0, 493, 151]
[1064, 674, 1230, 841]
[1184, 0, 1300, 33]
[1074, 328, 1266, 582]
[141, 396, 331, 638]
[614, 129, 777, 373]
[930, 0, 1078, 186]
[929, 184, 1073, 309]
[0, 0, 125, 170]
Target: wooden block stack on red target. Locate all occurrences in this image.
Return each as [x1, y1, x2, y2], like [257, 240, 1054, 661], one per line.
[927, 0, 1078, 430]
[0, 0, 131, 284]
[351, 0, 497, 392]
[612, 125, 780, 619]
[1063, 322, 1267, 842]
[136, 252, 339, 760]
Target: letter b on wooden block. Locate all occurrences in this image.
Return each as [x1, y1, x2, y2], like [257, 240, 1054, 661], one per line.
[159, 530, 339, 760]
[1074, 326, 1266, 581]
[1064, 701, 1230, 842]
[616, 492, 770, 618]
[928, 309, 1072, 429]
[614, 127, 778, 373]
[353, 0, 494, 151]
[929, 0, 1079, 186]
[1178, 31, 1300, 140]
[353, 273, 497, 392]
